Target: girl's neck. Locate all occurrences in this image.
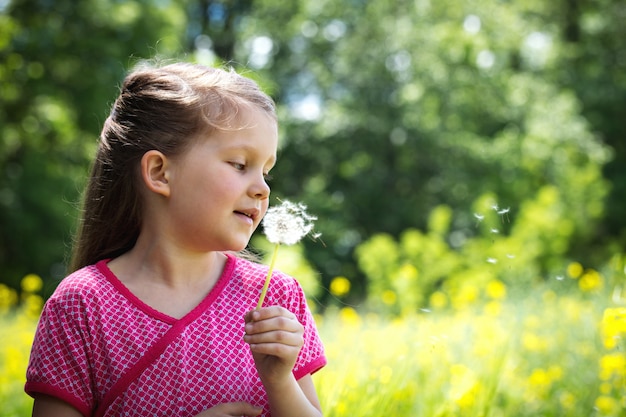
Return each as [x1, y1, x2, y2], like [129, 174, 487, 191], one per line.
[109, 232, 227, 290]
[107, 238, 228, 319]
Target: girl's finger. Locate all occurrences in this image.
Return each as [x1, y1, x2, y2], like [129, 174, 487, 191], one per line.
[246, 306, 295, 322]
[247, 341, 302, 357]
[244, 328, 304, 347]
[245, 318, 304, 342]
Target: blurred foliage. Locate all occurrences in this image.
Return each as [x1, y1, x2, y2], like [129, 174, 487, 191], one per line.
[313, 289, 620, 416]
[1, 0, 625, 311]
[355, 193, 626, 315]
[0, 0, 187, 290]
[237, 0, 618, 305]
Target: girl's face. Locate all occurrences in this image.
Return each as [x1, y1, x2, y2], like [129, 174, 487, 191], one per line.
[164, 107, 278, 253]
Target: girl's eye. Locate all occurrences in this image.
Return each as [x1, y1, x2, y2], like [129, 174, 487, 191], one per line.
[230, 162, 246, 171]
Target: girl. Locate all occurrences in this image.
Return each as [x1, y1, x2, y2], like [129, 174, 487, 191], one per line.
[25, 62, 326, 417]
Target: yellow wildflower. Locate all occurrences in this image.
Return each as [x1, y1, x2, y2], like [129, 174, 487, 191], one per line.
[452, 285, 479, 310]
[567, 262, 583, 279]
[578, 269, 603, 292]
[381, 290, 397, 305]
[522, 332, 549, 352]
[21, 274, 43, 293]
[483, 300, 502, 317]
[599, 352, 626, 381]
[602, 307, 626, 350]
[429, 291, 448, 309]
[559, 391, 576, 410]
[329, 276, 351, 297]
[595, 395, 619, 415]
[338, 307, 361, 326]
[528, 368, 550, 389]
[486, 280, 506, 300]
[0, 284, 18, 312]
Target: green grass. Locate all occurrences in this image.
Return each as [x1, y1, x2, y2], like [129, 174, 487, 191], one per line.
[313, 289, 624, 416]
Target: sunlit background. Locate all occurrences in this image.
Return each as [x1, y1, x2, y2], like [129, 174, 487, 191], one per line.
[2, 0, 625, 415]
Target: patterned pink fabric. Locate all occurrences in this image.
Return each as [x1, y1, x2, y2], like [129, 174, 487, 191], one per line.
[25, 253, 326, 417]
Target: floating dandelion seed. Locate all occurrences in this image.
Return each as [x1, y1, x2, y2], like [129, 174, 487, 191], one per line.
[487, 257, 498, 264]
[506, 254, 515, 259]
[256, 200, 319, 309]
[497, 207, 511, 223]
[490, 228, 499, 234]
[491, 203, 500, 211]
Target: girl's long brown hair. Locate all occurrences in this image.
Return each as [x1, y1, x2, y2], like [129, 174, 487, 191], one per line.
[69, 62, 276, 272]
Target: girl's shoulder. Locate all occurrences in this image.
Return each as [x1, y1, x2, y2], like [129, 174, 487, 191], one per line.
[47, 262, 111, 305]
[230, 254, 306, 308]
[233, 254, 298, 287]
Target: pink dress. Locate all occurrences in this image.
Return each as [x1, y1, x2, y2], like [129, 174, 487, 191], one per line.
[25, 253, 326, 417]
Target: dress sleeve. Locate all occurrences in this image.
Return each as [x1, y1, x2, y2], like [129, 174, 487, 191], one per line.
[268, 272, 327, 380]
[25, 284, 96, 417]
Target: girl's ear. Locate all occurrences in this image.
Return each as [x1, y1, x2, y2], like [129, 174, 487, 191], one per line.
[141, 150, 171, 198]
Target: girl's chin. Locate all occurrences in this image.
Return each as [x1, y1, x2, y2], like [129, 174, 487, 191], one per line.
[225, 240, 252, 253]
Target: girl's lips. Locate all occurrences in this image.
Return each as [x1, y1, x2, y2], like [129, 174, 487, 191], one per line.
[234, 210, 256, 225]
[236, 208, 260, 221]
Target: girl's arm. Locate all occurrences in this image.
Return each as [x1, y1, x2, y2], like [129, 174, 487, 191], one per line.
[265, 373, 322, 417]
[32, 395, 83, 417]
[244, 306, 323, 417]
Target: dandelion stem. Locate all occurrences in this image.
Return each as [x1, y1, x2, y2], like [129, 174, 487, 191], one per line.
[256, 243, 280, 310]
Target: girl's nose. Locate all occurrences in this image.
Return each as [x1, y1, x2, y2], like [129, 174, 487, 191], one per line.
[251, 175, 271, 199]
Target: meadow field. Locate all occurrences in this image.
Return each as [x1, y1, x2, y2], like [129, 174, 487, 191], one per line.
[1, 271, 625, 417]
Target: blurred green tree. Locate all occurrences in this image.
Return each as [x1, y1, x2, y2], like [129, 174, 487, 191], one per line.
[0, 0, 186, 291]
[228, 0, 612, 304]
[552, 0, 626, 253]
[1, 0, 623, 309]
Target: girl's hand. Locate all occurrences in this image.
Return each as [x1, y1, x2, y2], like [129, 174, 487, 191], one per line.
[244, 306, 304, 384]
[194, 402, 262, 416]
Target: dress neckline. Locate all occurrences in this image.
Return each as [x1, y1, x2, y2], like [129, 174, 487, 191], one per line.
[95, 253, 237, 324]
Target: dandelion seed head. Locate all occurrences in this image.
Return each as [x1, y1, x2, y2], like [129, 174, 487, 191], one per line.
[262, 200, 318, 245]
